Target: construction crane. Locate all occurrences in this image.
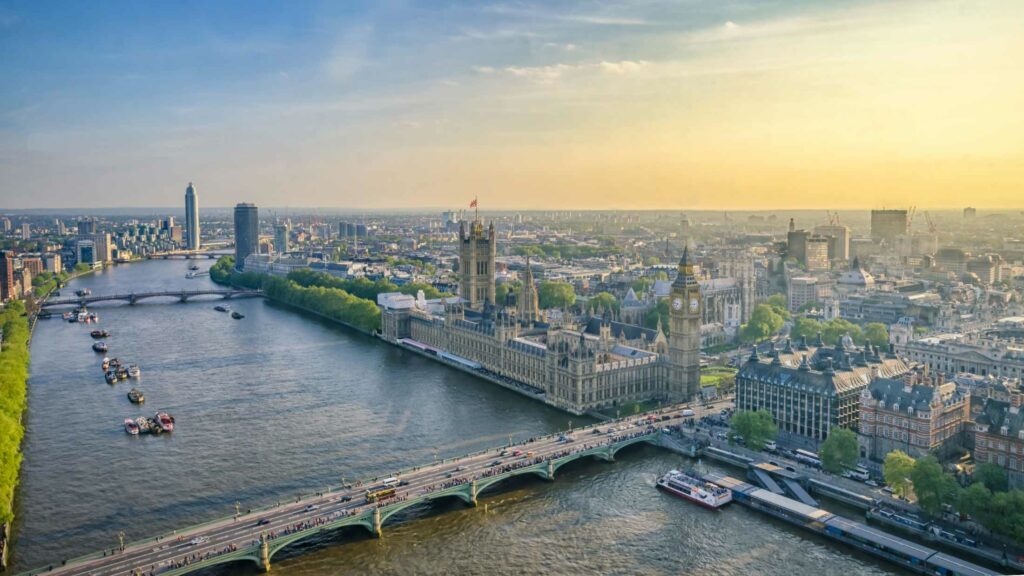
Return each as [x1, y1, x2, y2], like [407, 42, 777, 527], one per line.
[823, 211, 839, 225]
[924, 211, 937, 234]
[907, 205, 917, 232]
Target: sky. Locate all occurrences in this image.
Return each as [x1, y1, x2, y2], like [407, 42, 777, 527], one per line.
[0, 0, 1022, 210]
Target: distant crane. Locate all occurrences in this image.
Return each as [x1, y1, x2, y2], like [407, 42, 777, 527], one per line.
[907, 206, 917, 233]
[924, 211, 937, 234]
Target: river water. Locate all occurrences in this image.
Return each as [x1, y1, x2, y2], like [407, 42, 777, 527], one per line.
[13, 260, 901, 575]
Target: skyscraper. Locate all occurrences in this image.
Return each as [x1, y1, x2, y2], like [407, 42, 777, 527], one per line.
[870, 209, 908, 246]
[184, 182, 200, 250]
[233, 203, 259, 270]
[0, 251, 15, 302]
[274, 223, 290, 254]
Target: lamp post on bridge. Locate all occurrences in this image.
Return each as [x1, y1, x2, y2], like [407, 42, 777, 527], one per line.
[118, 530, 125, 552]
[235, 501, 241, 519]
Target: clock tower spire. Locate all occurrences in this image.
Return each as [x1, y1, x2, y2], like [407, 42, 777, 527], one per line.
[668, 245, 701, 401]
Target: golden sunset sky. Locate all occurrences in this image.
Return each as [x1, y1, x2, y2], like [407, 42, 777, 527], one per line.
[1, 0, 1021, 209]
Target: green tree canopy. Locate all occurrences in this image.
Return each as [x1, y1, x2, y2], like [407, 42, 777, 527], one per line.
[822, 318, 863, 347]
[586, 292, 619, 313]
[538, 281, 576, 309]
[911, 455, 960, 517]
[820, 428, 859, 474]
[883, 450, 915, 498]
[740, 304, 785, 344]
[790, 317, 823, 343]
[728, 410, 778, 451]
[863, 322, 890, 348]
[765, 294, 791, 319]
[974, 462, 1009, 493]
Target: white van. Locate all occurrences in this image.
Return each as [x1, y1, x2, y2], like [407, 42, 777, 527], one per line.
[681, 409, 695, 417]
[382, 477, 399, 486]
[765, 440, 777, 452]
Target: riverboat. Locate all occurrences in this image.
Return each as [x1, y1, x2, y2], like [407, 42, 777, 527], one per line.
[105, 371, 118, 384]
[124, 418, 140, 435]
[188, 264, 200, 271]
[90, 329, 111, 339]
[75, 289, 92, 297]
[155, 412, 174, 432]
[128, 364, 141, 378]
[127, 388, 144, 403]
[656, 469, 732, 509]
[231, 311, 244, 319]
[92, 341, 108, 353]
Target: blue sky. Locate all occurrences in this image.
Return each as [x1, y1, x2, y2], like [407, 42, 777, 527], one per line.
[1, 1, 1022, 209]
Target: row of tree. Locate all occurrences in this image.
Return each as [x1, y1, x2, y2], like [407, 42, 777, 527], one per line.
[883, 451, 1024, 543]
[287, 268, 448, 301]
[0, 300, 29, 524]
[791, 317, 889, 348]
[262, 276, 381, 333]
[738, 295, 790, 343]
[210, 257, 382, 332]
[30, 270, 69, 298]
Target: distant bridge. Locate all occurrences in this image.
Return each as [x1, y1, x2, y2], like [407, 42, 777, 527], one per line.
[40, 289, 263, 308]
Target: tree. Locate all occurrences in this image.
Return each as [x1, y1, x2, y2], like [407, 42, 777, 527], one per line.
[643, 298, 670, 335]
[957, 482, 992, 523]
[586, 292, 619, 313]
[822, 318, 863, 346]
[974, 463, 1009, 493]
[538, 281, 575, 309]
[863, 322, 890, 348]
[740, 304, 784, 343]
[883, 450, 915, 498]
[631, 278, 653, 294]
[911, 455, 959, 517]
[73, 263, 90, 273]
[644, 256, 661, 266]
[765, 294, 791, 319]
[496, 281, 521, 306]
[820, 428, 859, 474]
[728, 410, 777, 451]
[790, 317, 823, 343]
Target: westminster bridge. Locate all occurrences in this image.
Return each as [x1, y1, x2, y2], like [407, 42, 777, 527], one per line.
[18, 402, 726, 576]
[39, 289, 263, 309]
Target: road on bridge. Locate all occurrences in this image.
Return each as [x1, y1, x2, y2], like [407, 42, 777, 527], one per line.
[21, 399, 732, 576]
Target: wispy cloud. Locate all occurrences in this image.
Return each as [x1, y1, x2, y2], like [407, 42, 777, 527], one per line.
[477, 60, 651, 83]
[483, 4, 650, 26]
[325, 24, 374, 82]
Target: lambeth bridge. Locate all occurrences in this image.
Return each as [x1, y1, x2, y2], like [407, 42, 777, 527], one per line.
[18, 403, 720, 576]
[40, 289, 263, 309]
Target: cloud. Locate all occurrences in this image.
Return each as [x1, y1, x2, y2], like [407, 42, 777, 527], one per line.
[680, 16, 854, 46]
[504, 64, 573, 82]
[599, 60, 649, 75]
[473, 66, 496, 74]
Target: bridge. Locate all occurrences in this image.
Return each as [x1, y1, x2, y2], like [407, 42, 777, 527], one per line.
[17, 402, 722, 576]
[40, 289, 263, 308]
[145, 251, 223, 260]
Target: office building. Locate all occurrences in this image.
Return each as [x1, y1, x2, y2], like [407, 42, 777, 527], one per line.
[20, 223, 30, 240]
[21, 257, 43, 277]
[736, 338, 911, 444]
[185, 182, 200, 250]
[76, 240, 96, 266]
[77, 218, 97, 235]
[805, 236, 830, 271]
[0, 217, 10, 233]
[44, 253, 62, 273]
[858, 368, 970, 461]
[0, 251, 14, 302]
[814, 224, 850, 261]
[234, 203, 259, 270]
[870, 210, 908, 246]
[274, 223, 290, 254]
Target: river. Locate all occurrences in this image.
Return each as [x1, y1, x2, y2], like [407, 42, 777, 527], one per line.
[12, 259, 901, 575]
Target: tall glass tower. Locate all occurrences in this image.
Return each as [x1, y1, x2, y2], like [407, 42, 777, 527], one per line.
[233, 203, 259, 270]
[184, 182, 200, 250]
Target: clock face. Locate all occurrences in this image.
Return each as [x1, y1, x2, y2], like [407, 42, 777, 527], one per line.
[672, 297, 683, 311]
[689, 297, 699, 312]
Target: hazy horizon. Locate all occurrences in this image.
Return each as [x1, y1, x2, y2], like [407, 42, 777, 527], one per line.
[2, 1, 1022, 210]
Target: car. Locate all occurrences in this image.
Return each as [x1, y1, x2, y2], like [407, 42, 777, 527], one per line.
[592, 428, 602, 435]
[491, 459, 502, 466]
[446, 472, 453, 478]
[784, 466, 796, 473]
[188, 537, 209, 546]
[256, 518, 271, 526]
[304, 504, 319, 512]
[340, 495, 352, 503]
[398, 480, 410, 486]
[881, 486, 894, 494]
[864, 479, 879, 487]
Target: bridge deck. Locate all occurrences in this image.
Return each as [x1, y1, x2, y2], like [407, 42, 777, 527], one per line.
[40, 290, 262, 308]
[17, 404, 720, 576]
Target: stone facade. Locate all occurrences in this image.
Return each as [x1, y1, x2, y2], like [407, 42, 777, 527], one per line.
[380, 251, 704, 414]
[973, 400, 1024, 490]
[458, 219, 496, 311]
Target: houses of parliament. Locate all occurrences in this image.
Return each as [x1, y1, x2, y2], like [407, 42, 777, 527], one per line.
[380, 218, 704, 415]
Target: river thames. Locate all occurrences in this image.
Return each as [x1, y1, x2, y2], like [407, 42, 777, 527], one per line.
[12, 260, 902, 575]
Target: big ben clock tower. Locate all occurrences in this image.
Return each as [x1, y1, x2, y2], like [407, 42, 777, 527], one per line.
[668, 246, 701, 401]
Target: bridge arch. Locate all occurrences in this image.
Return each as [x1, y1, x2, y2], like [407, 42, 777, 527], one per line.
[474, 465, 551, 499]
[378, 489, 475, 525]
[608, 435, 659, 459]
[266, 513, 376, 559]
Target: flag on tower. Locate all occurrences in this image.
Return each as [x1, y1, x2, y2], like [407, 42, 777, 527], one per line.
[469, 198, 477, 208]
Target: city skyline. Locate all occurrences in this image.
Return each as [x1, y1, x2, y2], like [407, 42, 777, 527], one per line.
[2, 0, 1023, 210]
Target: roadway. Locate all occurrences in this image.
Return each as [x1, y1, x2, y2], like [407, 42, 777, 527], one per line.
[22, 399, 732, 576]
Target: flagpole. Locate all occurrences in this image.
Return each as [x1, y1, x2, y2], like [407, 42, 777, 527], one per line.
[475, 195, 479, 222]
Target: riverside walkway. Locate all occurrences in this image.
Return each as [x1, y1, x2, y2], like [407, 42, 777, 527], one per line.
[19, 402, 725, 576]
